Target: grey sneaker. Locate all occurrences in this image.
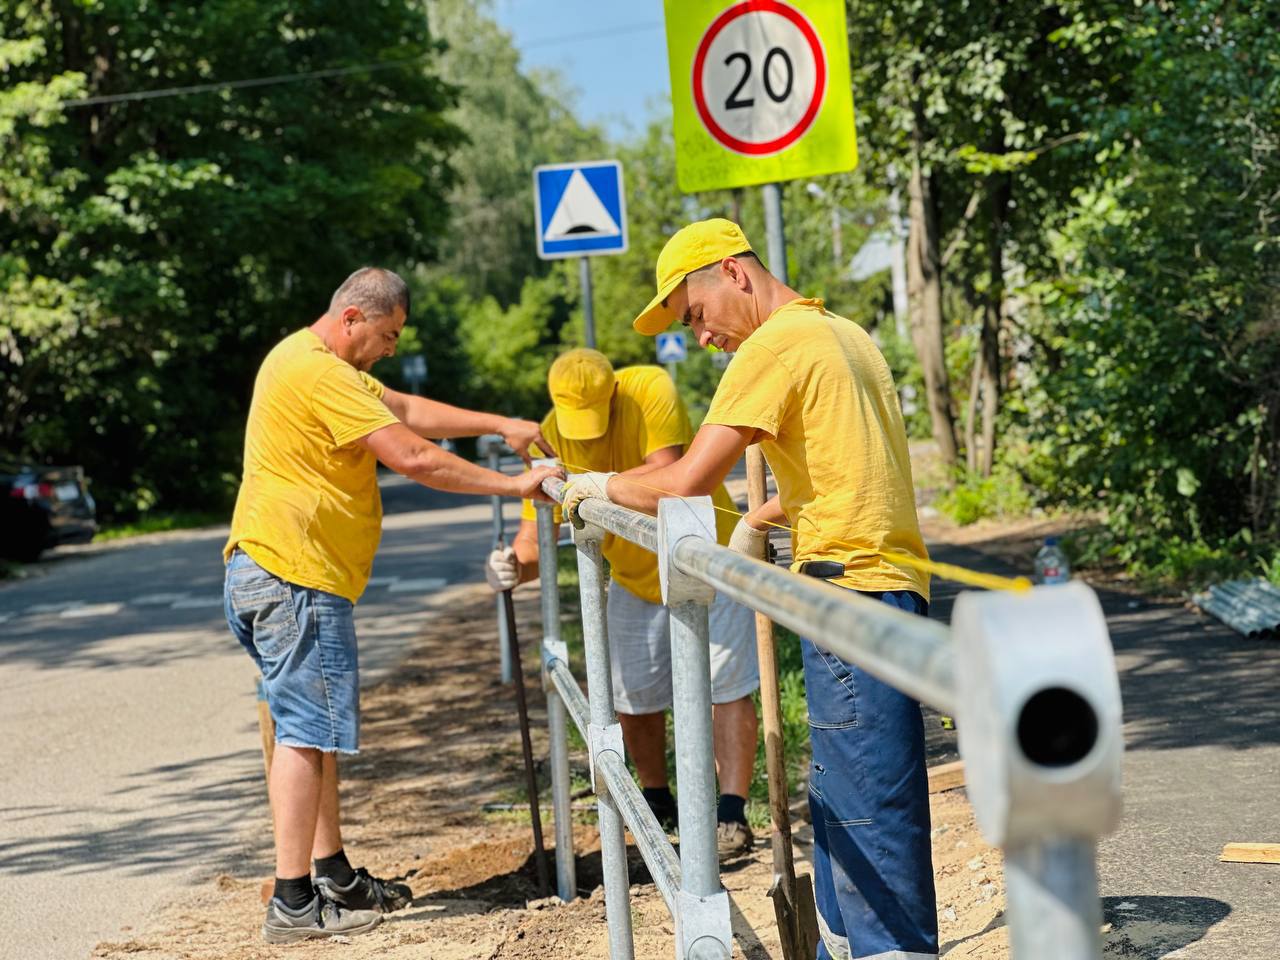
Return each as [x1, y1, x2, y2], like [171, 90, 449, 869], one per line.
[716, 820, 755, 858]
[315, 866, 413, 913]
[262, 893, 382, 944]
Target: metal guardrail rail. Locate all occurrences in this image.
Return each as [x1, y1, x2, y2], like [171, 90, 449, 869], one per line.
[533, 473, 1124, 960]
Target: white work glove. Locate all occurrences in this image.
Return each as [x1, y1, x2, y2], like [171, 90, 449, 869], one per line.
[728, 516, 769, 559]
[485, 545, 520, 592]
[562, 471, 616, 527]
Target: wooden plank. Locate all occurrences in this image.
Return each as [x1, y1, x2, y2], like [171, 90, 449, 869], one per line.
[928, 760, 965, 794]
[1220, 843, 1280, 864]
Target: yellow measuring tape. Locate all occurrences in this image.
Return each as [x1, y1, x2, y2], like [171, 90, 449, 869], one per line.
[552, 459, 1032, 594]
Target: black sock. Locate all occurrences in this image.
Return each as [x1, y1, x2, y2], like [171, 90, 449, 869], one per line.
[313, 848, 356, 887]
[717, 793, 747, 826]
[642, 786, 674, 810]
[273, 874, 315, 911]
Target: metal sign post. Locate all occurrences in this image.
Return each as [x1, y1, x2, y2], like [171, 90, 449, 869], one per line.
[533, 160, 627, 350]
[580, 256, 596, 349]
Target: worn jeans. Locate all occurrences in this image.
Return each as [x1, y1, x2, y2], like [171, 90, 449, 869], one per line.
[804, 589, 938, 960]
[224, 548, 360, 753]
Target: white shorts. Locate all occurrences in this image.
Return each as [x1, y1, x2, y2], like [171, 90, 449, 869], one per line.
[605, 580, 761, 715]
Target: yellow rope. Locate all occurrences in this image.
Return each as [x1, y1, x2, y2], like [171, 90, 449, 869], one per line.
[555, 458, 1032, 594]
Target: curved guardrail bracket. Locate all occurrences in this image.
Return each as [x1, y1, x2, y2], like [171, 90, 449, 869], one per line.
[676, 889, 733, 960]
[658, 496, 717, 606]
[588, 721, 626, 793]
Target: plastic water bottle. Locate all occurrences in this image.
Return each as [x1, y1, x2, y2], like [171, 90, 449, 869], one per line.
[1034, 537, 1071, 585]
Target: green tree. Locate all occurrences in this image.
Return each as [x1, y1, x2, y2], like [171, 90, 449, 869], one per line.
[0, 0, 460, 519]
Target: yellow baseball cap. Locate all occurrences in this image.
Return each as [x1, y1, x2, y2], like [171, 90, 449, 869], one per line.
[632, 218, 753, 336]
[547, 349, 615, 440]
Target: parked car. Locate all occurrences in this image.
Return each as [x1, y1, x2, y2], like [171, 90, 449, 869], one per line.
[1, 463, 97, 562]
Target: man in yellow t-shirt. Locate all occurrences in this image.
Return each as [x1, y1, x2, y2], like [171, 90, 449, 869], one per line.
[484, 349, 759, 854]
[224, 266, 560, 944]
[563, 221, 938, 960]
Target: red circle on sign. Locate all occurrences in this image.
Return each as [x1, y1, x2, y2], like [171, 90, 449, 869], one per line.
[691, 0, 828, 156]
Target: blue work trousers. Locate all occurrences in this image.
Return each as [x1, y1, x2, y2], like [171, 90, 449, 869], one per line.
[803, 589, 938, 960]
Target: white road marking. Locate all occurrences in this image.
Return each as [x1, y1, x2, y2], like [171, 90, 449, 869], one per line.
[0, 613, 11, 624]
[387, 578, 448, 593]
[61, 603, 124, 618]
[170, 597, 223, 609]
[132, 593, 190, 606]
[366, 576, 398, 587]
[25, 601, 84, 615]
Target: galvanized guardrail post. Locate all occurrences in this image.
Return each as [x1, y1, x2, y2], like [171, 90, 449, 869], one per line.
[573, 515, 635, 959]
[953, 581, 1123, 960]
[658, 496, 732, 960]
[536, 495, 577, 903]
[478, 434, 514, 684]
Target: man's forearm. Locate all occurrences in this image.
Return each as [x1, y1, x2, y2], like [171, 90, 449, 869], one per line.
[398, 395, 506, 439]
[406, 443, 517, 496]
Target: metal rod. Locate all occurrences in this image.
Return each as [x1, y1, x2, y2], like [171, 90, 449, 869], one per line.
[1004, 838, 1103, 960]
[673, 537, 958, 715]
[546, 657, 681, 910]
[574, 530, 634, 959]
[537, 503, 576, 902]
[597, 750, 682, 913]
[669, 599, 721, 898]
[491, 446, 513, 684]
[763, 182, 789, 285]
[501, 588, 550, 897]
[541, 474, 955, 712]
[541, 477, 658, 552]
[580, 256, 596, 349]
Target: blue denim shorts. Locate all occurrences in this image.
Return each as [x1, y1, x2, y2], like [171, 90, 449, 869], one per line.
[224, 549, 360, 753]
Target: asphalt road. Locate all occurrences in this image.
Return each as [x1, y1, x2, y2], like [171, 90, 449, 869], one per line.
[0, 472, 524, 960]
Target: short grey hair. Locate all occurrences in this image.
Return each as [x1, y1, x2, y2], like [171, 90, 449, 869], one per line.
[329, 266, 410, 322]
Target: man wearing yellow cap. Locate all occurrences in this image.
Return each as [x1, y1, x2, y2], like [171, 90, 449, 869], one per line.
[485, 348, 761, 855]
[563, 221, 938, 960]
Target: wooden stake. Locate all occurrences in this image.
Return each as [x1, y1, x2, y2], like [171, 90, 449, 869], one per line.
[747, 445, 818, 960]
[927, 759, 965, 794]
[255, 676, 275, 783]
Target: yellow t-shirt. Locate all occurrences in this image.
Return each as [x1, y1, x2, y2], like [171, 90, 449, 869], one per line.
[522, 365, 739, 604]
[223, 329, 400, 603]
[703, 299, 930, 600]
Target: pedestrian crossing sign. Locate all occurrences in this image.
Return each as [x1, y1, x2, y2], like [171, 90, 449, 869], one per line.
[656, 331, 688, 364]
[533, 160, 628, 260]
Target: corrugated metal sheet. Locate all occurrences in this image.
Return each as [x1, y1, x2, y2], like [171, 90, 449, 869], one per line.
[1191, 579, 1280, 639]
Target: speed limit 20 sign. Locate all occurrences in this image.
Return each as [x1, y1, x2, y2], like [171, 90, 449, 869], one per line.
[665, 0, 857, 192]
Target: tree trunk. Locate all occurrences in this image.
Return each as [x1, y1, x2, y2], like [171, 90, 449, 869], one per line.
[978, 172, 1011, 477]
[906, 147, 958, 465]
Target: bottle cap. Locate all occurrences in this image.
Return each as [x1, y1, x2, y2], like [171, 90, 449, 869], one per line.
[1045, 536, 1060, 546]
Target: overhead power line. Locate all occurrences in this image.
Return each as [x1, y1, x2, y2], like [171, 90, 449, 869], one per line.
[59, 54, 433, 109]
[54, 19, 665, 111]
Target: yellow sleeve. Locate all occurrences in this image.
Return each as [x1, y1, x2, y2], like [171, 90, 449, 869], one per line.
[311, 364, 399, 447]
[702, 340, 792, 439]
[637, 368, 692, 456]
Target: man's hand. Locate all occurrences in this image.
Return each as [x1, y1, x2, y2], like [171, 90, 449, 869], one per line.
[512, 464, 564, 504]
[502, 417, 555, 464]
[728, 516, 769, 559]
[562, 471, 616, 527]
[486, 545, 520, 592]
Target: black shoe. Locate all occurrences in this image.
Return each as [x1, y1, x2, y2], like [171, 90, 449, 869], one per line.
[315, 867, 413, 913]
[262, 893, 381, 943]
[645, 794, 679, 833]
